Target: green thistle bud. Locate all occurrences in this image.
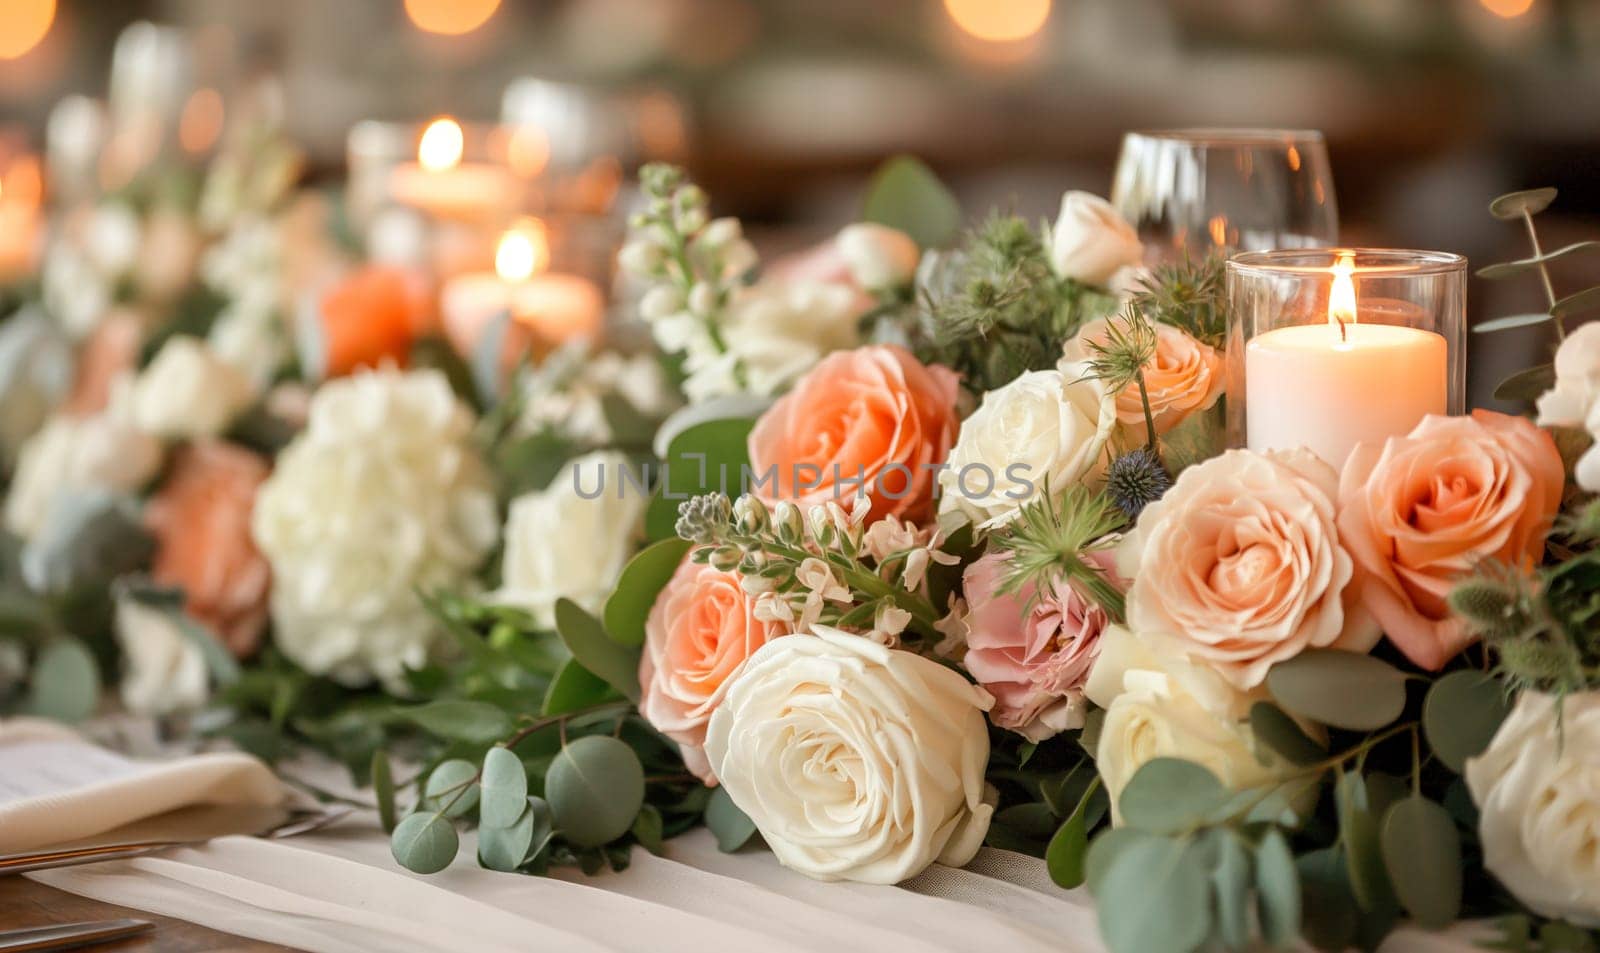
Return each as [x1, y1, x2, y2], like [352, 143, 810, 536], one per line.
[1448, 578, 1521, 639]
[1494, 638, 1578, 691]
[1105, 448, 1172, 521]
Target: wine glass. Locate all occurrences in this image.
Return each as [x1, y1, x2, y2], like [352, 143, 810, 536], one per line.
[1110, 129, 1339, 264]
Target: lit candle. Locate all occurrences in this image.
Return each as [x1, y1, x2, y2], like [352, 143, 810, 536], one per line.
[440, 218, 604, 370]
[1245, 252, 1448, 469]
[0, 154, 42, 281]
[389, 117, 518, 221]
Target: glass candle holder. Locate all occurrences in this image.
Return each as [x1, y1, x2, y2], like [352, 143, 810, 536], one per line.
[1225, 249, 1466, 470]
[1111, 129, 1338, 265]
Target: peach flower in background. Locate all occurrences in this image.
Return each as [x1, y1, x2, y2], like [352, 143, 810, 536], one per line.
[63, 309, 143, 416]
[1119, 448, 1374, 690]
[639, 556, 786, 782]
[961, 549, 1119, 742]
[1061, 317, 1223, 436]
[1338, 410, 1564, 671]
[313, 266, 433, 378]
[747, 344, 960, 522]
[145, 441, 272, 657]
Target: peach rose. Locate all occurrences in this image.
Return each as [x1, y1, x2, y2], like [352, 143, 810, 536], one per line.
[962, 549, 1119, 742]
[63, 309, 143, 416]
[146, 441, 272, 657]
[1119, 447, 1375, 689]
[1061, 317, 1223, 436]
[315, 266, 434, 378]
[639, 556, 786, 783]
[747, 344, 960, 522]
[1338, 411, 1563, 671]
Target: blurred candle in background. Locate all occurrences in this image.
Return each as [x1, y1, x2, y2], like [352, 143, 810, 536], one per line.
[389, 117, 517, 221]
[0, 152, 43, 281]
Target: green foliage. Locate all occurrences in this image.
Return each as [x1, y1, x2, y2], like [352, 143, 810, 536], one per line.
[392, 700, 514, 744]
[861, 155, 963, 249]
[390, 812, 459, 875]
[1489, 915, 1600, 952]
[1131, 254, 1228, 350]
[372, 750, 397, 834]
[1266, 649, 1409, 731]
[604, 538, 692, 646]
[479, 746, 529, 828]
[1380, 796, 1463, 928]
[1249, 703, 1327, 766]
[423, 759, 480, 818]
[545, 736, 646, 848]
[1423, 671, 1512, 773]
[552, 598, 642, 703]
[644, 417, 755, 541]
[705, 785, 758, 852]
[24, 638, 99, 722]
[988, 484, 1127, 623]
[1452, 559, 1600, 706]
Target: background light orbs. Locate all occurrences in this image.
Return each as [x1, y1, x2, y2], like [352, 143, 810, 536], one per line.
[0, 0, 55, 60]
[943, 0, 1050, 43]
[403, 0, 501, 36]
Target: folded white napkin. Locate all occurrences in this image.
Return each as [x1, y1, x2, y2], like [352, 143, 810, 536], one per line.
[0, 717, 285, 853]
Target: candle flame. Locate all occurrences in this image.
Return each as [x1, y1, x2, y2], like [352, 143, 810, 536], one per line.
[1328, 251, 1357, 341]
[495, 218, 549, 282]
[419, 118, 464, 172]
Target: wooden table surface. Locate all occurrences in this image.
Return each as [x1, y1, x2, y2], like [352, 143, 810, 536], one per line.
[0, 877, 300, 952]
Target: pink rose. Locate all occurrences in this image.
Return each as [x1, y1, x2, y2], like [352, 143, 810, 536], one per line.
[1119, 448, 1374, 689]
[639, 556, 786, 783]
[1338, 411, 1564, 670]
[748, 344, 960, 523]
[961, 550, 1118, 742]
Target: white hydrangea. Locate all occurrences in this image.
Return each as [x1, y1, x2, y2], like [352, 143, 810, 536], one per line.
[251, 368, 499, 688]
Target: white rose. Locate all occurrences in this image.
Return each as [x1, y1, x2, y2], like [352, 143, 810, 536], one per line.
[495, 450, 648, 629]
[114, 595, 209, 717]
[1466, 692, 1600, 927]
[704, 627, 995, 884]
[130, 337, 256, 439]
[937, 367, 1118, 531]
[836, 223, 920, 290]
[4, 410, 162, 540]
[1047, 191, 1144, 287]
[251, 369, 499, 688]
[691, 279, 863, 401]
[1535, 321, 1600, 492]
[1087, 627, 1280, 825]
[41, 242, 111, 338]
[84, 202, 142, 277]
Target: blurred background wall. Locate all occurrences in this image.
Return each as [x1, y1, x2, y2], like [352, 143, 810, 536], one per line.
[1, 0, 1596, 403]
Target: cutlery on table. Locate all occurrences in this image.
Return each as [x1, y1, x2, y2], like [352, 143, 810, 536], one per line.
[0, 918, 154, 952]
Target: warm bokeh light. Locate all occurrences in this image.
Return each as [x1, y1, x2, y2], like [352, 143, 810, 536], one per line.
[1328, 251, 1357, 330]
[944, 0, 1050, 43]
[404, 0, 500, 36]
[0, 0, 54, 60]
[418, 118, 464, 172]
[0, 156, 43, 210]
[504, 125, 550, 178]
[495, 218, 550, 282]
[179, 88, 225, 155]
[1481, 0, 1535, 17]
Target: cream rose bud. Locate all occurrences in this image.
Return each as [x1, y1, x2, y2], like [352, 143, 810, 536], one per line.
[1119, 448, 1375, 689]
[114, 595, 209, 717]
[1535, 321, 1600, 491]
[3, 411, 162, 540]
[704, 627, 995, 884]
[1467, 692, 1600, 926]
[131, 337, 256, 439]
[495, 450, 648, 629]
[1062, 318, 1223, 437]
[836, 223, 920, 290]
[938, 366, 1118, 531]
[1048, 191, 1145, 287]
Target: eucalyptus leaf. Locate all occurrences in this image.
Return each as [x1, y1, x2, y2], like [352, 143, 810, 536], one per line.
[423, 759, 480, 819]
[24, 638, 99, 722]
[546, 735, 645, 847]
[1478, 241, 1600, 279]
[1255, 827, 1301, 949]
[1045, 805, 1089, 889]
[603, 538, 691, 647]
[643, 416, 757, 541]
[1266, 650, 1407, 731]
[392, 700, 513, 743]
[1210, 831, 1254, 950]
[1474, 313, 1552, 334]
[553, 598, 642, 703]
[542, 658, 616, 716]
[1423, 670, 1511, 773]
[372, 749, 397, 834]
[1494, 363, 1557, 402]
[1118, 758, 1227, 834]
[1092, 835, 1211, 953]
[21, 491, 151, 593]
[1085, 827, 1157, 890]
[861, 155, 962, 249]
[706, 784, 758, 852]
[1336, 773, 1397, 914]
[632, 803, 665, 855]
[390, 811, 459, 874]
[480, 746, 529, 828]
[1249, 702, 1326, 766]
[1489, 188, 1557, 220]
[1551, 285, 1600, 319]
[1296, 846, 1359, 952]
[478, 803, 536, 872]
[1380, 796, 1462, 929]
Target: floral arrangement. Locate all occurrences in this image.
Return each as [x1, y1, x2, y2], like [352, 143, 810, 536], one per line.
[4, 137, 1600, 953]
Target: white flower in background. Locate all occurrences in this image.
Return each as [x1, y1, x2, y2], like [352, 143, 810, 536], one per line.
[682, 279, 863, 402]
[114, 595, 209, 717]
[1047, 191, 1145, 287]
[1535, 321, 1600, 491]
[836, 223, 920, 290]
[516, 347, 680, 444]
[41, 242, 111, 338]
[202, 217, 284, 314]
[4, 407, 162, 540]
[495, 450, 648, 629]
[136, 209, 200, 300]
[1466, 692, 1600, 927]
[130, 337, 256, 439]
[704, 627, 995, 884]
[83, 202, 142, 277]
[251, 369, 499, 688]
[208, 303, 291, 389]
[1084, 626, 1278, 824]
[937, 367, 1118, 531]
